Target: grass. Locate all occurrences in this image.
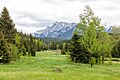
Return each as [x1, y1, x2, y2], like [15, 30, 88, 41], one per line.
[0, 50, 120, 80]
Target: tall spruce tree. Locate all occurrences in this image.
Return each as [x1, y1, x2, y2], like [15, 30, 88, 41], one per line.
[70, 34, 89, 63]
[0, 7, 17, 44]
[0, 7, 19, 63]
[70, 34, 81, 62]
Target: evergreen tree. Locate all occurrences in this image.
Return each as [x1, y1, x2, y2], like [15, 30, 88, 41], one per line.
[65, 43, 68, 52]
[0, 31, 11, 63]
[70, 34, 89, 63]
[18, 34, 27, 56]
[29, 33, 36, 56]
[70, 34, 81, 62]
[23, 38, 30, 55]
[0, 7, 17, 44]
[37, 39, 42, 51]
[0, 7, 19, 63]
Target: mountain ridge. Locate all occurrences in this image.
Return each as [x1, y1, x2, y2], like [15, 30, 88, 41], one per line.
[33, 21, 112, 40]
[33, 21, 77, 40]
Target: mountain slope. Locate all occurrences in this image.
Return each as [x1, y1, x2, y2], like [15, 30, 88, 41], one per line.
[33, 21, 77, 40]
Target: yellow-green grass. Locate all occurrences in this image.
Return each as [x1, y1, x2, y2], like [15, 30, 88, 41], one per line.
[0, 50, 120, 80]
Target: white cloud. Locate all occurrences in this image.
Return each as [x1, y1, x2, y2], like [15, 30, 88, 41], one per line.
[16, 25, 46, 34]
[16, 17, 38, 24]
[0, 0, 120, 33]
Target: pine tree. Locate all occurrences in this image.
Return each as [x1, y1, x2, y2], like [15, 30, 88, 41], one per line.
[70, 34, 89, 63]
[70, 34, 81, 62]
[0, 7, 18, 63]
[0, 7, 17, 44]
[29, 33, 36, 56]
[0, 31, 11, 63]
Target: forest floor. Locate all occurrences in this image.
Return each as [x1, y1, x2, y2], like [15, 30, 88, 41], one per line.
[0, 50, 120, 80]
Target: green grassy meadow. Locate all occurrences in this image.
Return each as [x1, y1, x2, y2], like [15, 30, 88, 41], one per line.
[0, 50, 120, 80]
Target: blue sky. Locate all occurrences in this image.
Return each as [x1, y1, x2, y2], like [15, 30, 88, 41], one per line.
[0, 0, 120, 33]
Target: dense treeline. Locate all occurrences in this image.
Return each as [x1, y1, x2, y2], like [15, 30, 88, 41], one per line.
[40, 40, 70, 54]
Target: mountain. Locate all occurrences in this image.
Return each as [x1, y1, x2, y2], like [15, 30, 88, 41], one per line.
[33, 21, 112, 40]
[33, 21, 77, 40]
